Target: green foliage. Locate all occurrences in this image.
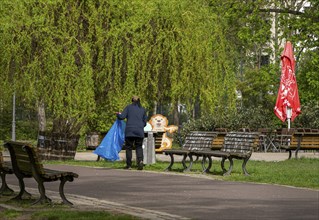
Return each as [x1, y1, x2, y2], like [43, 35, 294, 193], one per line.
[238, 65, 278, 109]
[88, 0, 237, 119]
[294, 102, 319, 128]
[0, 0, 96, 136]
[0, 0, 318, 139]
[276, 0, 319, 53]
[180, 101, 319, 137]
[297, 50, 319, 105]
[0, 108, 12, 140]
[0, 0, 238, 136]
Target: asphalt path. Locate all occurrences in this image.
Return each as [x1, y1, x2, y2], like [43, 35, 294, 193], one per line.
[4, 163, 319, 220]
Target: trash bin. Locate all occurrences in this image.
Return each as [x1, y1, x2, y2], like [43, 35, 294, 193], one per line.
[143, 131, 156, 164]
[85, 132, 100, 150]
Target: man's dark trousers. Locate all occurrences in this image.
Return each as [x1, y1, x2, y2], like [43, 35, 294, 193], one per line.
[125, 137, 144, 167]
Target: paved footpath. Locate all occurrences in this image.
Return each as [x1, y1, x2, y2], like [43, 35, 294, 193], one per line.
[3, 151, 319, 220]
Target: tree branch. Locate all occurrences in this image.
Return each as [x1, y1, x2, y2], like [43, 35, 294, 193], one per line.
[259, 8, 303, 16]
[259, 8, 319, 22]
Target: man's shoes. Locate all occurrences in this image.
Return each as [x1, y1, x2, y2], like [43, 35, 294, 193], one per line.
[137, 161, 144, 170]
[124, 166, 132, 170]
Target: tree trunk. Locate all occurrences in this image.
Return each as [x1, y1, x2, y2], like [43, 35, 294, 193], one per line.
[37, 101, 80, 160]
[37, 100, 46, 132]
[173, 102, 179, 126]
[153, 100, 157, 115]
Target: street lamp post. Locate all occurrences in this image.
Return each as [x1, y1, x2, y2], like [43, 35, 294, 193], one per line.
[12, 92, 16, 141]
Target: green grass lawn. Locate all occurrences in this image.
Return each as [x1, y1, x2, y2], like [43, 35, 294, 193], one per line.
[0, 197, 139, 220]
[0, 207, 139, 220]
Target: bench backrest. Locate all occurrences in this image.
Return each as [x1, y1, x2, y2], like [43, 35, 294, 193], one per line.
[220, 132, 259, 155]
[290, 132, 319, 150]
[211, 132, 227, 150]
[183, 131, 218, 151]
[5, 141, 45, 175]
[154, 131, 165, 150]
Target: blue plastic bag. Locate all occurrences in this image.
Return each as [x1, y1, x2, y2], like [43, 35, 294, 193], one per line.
[93, 119, 126, 161]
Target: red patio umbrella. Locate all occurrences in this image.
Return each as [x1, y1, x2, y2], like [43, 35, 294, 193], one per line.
[274, 41, 301, 129]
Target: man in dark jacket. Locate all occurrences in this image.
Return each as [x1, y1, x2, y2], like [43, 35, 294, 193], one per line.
[117, 96, 147, 170]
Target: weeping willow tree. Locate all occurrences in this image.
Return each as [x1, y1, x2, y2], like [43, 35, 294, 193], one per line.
[0, 0, 95, 137]
[0, 0, 237, 137]
[86, 0, 237, 130]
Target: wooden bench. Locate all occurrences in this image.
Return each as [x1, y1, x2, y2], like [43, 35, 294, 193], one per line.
[288, 131, 319, 159]
[162, 131, 218, 172]
[211, 132, 227, 150]
[153, 131, 165, 152]
[5, 141, 78, 205]
[190, 132, 260, 176]
[0, 151, 14, 195]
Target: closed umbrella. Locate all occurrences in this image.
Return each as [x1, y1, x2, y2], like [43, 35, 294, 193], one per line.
[274, 41, 301, 129]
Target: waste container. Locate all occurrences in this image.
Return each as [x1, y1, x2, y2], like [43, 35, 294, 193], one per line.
[143, 131, 156, 164]
[85, 132, 100, 150]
